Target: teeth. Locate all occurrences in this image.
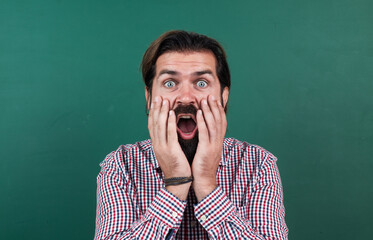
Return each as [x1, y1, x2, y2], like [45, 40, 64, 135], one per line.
[180, 115, 192, 119]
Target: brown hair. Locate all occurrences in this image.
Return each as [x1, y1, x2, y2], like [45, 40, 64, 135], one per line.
[141, 30, 231, 101]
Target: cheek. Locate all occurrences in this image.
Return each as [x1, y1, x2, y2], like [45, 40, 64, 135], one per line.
[151, 87, 173, 102]
[150, 87, 161, 99]
[155, 94, 177, 108]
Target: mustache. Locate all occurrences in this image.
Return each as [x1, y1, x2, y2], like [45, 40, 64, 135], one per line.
[173, 104, 197, 116]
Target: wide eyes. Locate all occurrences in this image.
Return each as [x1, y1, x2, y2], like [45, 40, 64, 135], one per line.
[163, 79, 208, 89]
[196, 80, 208, 88]
[164, 80, 176, 88]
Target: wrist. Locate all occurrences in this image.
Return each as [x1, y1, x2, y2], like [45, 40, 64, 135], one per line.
[166, 182, 191, 201]
[164, 176, 193, 186]
[163, 169, 192, 179]
[193, 179, 217, 202]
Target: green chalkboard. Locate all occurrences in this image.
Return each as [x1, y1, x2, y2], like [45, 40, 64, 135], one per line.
[1, 0, 372, 239]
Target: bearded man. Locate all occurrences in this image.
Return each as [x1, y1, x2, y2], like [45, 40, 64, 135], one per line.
[94, 30, 288, 239]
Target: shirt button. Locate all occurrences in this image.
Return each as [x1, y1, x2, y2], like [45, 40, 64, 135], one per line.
[201, 215, 207, 222]
[191, 220, 197, 227]
[172, 212, 178, 218]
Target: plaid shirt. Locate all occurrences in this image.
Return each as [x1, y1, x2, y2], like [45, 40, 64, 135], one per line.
[94, 138, 288, 239]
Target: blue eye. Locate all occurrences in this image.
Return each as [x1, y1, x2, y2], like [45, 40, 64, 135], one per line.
[197, 80, 207, 88]
[164, 81, 175, 88]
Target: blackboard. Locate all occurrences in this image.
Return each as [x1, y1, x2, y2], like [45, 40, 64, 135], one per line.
[1, 0, 372, 239]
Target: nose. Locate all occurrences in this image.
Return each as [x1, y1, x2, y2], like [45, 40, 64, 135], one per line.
[175, 84, 197, 106]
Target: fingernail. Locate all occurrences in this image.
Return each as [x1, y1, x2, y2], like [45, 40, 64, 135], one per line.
[169, 110, 173, 115]
[203, 99, 207, 105]
[162, 100, 167, 105]
[211, 95, 216, 100]
[154, 96, 159, 103]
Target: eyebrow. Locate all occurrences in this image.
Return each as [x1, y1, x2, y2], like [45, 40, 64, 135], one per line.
[157, 69, 214, 79]
[193, 70, 214, 77]
[158, 70, 179, 77]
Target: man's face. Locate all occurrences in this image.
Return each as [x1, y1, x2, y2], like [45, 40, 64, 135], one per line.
[146, 51, 229, 161]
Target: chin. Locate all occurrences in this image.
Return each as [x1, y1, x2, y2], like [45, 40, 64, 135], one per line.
[178, 134, 199, 164]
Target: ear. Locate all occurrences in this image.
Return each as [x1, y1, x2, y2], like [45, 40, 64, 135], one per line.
[222, 87, 229, 107]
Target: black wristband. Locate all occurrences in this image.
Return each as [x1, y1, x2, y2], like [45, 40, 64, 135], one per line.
[164, 176, 193, 187]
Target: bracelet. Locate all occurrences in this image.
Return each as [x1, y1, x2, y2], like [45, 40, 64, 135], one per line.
[164, 176, 193, 187]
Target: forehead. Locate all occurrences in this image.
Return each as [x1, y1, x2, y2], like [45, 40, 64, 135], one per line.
[155, 51, 217, 75]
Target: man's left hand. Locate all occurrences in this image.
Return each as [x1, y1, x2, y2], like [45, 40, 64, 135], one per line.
[192, 95, 227, 201]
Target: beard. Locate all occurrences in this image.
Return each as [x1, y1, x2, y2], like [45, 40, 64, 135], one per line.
[178, 134, 198, 165]
[173, 104, 199, 164]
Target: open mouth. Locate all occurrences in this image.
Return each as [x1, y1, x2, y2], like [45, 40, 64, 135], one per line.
[176, 114, 198, 140]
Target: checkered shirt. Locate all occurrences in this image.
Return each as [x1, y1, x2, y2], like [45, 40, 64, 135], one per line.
[94, 138, 288, 239]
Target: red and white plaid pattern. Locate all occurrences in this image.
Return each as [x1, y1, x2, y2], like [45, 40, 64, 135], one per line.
[94, 138, 288, 239]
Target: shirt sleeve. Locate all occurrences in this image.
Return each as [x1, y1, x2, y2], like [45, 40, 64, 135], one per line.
[94, 152, 187, 240]
[194, 154, 288, 239]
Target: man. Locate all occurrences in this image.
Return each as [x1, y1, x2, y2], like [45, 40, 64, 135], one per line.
[94, 30, 288, 239]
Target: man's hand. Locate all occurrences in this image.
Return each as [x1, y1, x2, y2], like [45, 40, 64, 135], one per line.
[192, 95, 227, 201]
[148, 96, 191, 200]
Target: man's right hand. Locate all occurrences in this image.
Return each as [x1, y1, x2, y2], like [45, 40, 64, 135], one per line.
[148, 96, 191, 200]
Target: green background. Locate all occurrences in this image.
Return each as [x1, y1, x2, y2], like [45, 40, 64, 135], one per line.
[1, 0, 372, 239]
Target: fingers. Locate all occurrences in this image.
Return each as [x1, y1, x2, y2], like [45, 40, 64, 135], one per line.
[150, 96, 162, 123]
[148, 96, 171, 145]
[149, 96, 160, 142]
[208, 95, 222, 126]
[200, 95, 227, 142]
[215, 96, 227, 134]
[167, 110, 178, 144]
[196, 109, 209, 143]
[157, 99, 170, 144]
[200, 98, 215, 139]
[148, 96, 160, 140]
